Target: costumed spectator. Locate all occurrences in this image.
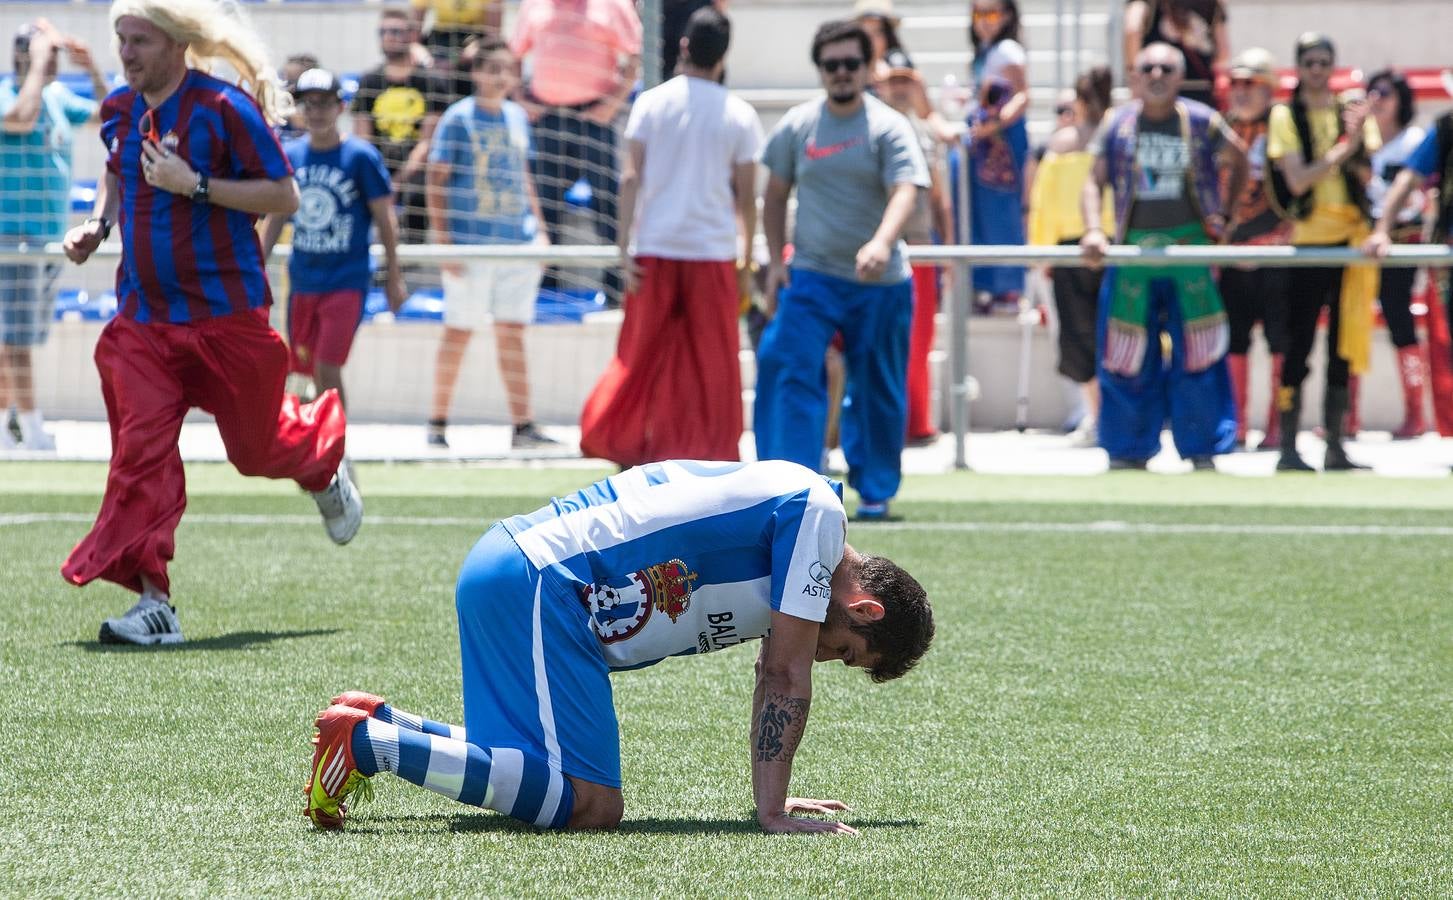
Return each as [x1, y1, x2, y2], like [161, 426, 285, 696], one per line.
[756, 20, 927, 520]
[580, 8, 761, 466]
[966, 0, 1028, 312]
[352, 8, 448, 252]
[1080, 43, 1247, 470]
[1364, 69, 1428, 439]
[878, 48, 952, 446]
[856, 0, 955, 143]
[1363, 84, 1453, 419]
[511, 0, 642, 308]
[1265, 33, 1380, 471]
[261, 69, 407, 411]
[425, 37, 557, 451]
[0, 20, 105, 452]
[1218, 47, 1292, 449]
[61, 0, 361, 647]
[1123, 0, 1228, 108]
[411, 0, 502, 68]
[1028, 66, 1113, 447]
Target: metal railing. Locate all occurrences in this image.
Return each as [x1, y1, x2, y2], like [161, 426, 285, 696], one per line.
[4, 240, 1448, 472]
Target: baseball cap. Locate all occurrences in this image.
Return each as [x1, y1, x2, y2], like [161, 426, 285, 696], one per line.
[291, 68, 341, 98]
[1229, 48, 1277, 86]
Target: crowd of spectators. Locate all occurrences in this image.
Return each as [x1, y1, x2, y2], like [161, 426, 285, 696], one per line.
[2, 1, 1452, 489]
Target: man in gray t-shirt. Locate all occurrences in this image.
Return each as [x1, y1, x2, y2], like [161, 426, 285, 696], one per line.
[754, 20, 928, 522]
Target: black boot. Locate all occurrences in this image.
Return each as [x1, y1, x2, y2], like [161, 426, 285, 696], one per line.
[1323, 385, 1368, 471]
[1275, 386, 1314, 471]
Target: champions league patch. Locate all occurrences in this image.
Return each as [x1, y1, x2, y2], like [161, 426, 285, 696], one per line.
[580, 560, 699, 643]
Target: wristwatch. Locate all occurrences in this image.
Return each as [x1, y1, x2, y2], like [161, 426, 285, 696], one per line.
[190, 172, 210, 204]
[84, 216, 112, 240]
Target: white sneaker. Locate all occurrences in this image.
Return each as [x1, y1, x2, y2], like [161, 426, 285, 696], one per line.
[19, 429, 55, 451]
[16, 410, 56, 451]
[312, 459, 363, 545]
[1068, 416, 1099, 448]
[99, 597, 184, 645]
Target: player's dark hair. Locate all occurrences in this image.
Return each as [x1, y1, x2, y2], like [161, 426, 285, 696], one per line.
[810, 20, 872, 68]
[683, 6, 731, 70]
[852, 555, 934, 683]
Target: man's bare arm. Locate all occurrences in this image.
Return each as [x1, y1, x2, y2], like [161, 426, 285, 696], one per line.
[750, 611, 856, 835]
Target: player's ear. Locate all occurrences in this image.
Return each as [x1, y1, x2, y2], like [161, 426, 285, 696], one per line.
[845, 596, 885, 623]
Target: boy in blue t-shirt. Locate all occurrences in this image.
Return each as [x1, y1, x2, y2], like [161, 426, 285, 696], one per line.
[425, 37, 557, 451]
[262, 69, 405, 410]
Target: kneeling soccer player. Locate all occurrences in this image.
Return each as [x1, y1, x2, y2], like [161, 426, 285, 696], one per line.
[304, 459, 934, 834]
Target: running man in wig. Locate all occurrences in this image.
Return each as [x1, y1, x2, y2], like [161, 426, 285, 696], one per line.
[304, 460, 934, 834]
[61, 0, 362, 646]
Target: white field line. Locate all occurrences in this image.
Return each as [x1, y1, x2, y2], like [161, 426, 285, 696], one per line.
[2, 512, 1452, 537]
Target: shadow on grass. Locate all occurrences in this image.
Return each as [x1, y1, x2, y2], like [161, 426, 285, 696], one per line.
[64, 628, 340, 652]
[443, 814, 921, 835]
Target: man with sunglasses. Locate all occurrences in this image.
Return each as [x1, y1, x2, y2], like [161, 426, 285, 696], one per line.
[1, 20, 105, 452]
[1265, 32, 1380, 472]
[352, 9, 450, 253]
[1080, 43, 1247, 470]
[59, 1, 361, 646]
[756, 20, 928, 521]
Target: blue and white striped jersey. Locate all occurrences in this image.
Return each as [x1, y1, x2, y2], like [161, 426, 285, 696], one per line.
[501, 460, 847, 670]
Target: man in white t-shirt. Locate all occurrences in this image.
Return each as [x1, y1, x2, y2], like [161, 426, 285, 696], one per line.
[580, 6, 763, 467]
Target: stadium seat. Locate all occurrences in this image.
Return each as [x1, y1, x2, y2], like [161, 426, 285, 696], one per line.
[533, 288, 607, 324]
[53, 289, 117, 323]
[71, 180, 98, 214]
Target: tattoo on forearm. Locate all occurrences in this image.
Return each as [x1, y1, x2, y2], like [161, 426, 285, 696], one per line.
[755, 693, 809, 762]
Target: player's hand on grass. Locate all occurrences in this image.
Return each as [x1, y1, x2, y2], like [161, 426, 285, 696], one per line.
[63, 219, 105, 264]
[760, 798, 857, 835]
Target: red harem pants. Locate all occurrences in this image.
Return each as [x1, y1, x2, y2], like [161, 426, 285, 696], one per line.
[61, 310, 347, 595]
[907, 264, 940, 441]
[580, 257, 741, 466]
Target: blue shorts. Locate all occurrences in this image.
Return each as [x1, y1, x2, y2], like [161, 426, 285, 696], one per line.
[0, 262, 59, 346]
[455, 524, 621, 788]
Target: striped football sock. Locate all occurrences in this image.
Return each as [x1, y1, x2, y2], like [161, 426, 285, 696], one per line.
[351, 717, 573, 829]
[372, 703, 467, 742]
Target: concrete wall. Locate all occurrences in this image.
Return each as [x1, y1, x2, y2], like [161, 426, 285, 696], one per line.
[31, 309, 1422, 433]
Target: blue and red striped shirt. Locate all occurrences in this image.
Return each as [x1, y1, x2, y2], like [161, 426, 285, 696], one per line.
[100, 70, 292, 324]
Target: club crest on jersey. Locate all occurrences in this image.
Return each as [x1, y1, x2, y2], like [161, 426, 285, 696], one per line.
[579, 559, 699, 643]
[161, 132, 180, 151]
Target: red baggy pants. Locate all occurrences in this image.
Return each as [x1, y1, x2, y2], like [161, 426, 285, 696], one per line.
[580, 257, 741, 466]
[906, 264, 940, 441]
[61, 310, 347, 595]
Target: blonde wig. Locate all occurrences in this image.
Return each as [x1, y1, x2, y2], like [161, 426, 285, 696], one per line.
[110, 0, 293, 124]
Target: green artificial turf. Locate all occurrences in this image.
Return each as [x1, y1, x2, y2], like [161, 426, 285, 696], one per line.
[1, 462, 1449, 896]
